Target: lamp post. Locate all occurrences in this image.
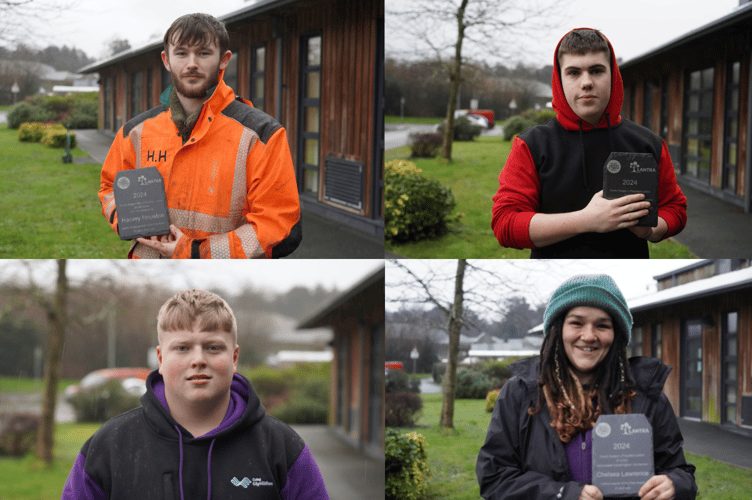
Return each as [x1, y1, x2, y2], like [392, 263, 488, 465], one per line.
[410, 346, 419, 374]
[11, 81, 20, 104]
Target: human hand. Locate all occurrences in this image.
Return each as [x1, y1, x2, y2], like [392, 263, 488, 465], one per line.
[136, 225, 184, 258]
[580, 190, 651, 233]
[579, 484, 603, 500]
[638, 474, 674, 500]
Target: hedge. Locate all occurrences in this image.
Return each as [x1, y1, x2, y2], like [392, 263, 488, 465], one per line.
[385, 429, 430, 500]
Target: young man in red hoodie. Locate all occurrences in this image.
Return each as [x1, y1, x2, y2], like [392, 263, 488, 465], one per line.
[492, 29, 687, 258]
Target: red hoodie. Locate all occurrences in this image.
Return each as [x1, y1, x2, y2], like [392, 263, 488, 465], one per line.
[491, 29, 687, 258]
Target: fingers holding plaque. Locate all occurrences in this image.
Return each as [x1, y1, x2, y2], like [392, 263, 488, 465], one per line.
[592, 414, 654, 497]
[113, 167, 171, 240]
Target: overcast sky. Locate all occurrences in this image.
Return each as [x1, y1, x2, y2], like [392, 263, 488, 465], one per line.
[0, 259, 384, 296]
[386, 0, 742, 68]
[386, 259, 704, 320]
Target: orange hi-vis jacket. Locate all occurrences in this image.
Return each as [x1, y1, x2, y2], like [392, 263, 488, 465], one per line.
[99, 72, 301, 259]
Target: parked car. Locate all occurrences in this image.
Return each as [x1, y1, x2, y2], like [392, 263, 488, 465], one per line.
[64, 367, 151, 400]
[454, 108, 495, 128]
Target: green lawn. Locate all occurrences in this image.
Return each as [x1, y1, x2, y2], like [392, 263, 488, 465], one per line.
[0, 376, 79, 394]
[0, 123, 130, 258]
[395, 393, 752, 500]
[386, 115, 442, 125]
[386, 137, 697, 259]
[0, 422, 100, 500]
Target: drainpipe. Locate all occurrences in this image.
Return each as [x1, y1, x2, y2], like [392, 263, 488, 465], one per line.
[273, 16, 284, 122]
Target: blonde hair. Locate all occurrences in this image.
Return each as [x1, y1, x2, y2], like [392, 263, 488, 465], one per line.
[157, 289, 237, 345]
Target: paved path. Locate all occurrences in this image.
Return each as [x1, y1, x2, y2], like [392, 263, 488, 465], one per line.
[678, 418, 752, 470]
[420, 376, 442, 394]
[74, 129, 384, 258]
[0, 110, 7, 124]
[291, 426, 384, 500]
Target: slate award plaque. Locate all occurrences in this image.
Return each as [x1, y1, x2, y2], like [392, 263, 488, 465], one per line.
[113, 167, 170, 240]
[592, 414, 654, 497]
[603, 152, 659, 227]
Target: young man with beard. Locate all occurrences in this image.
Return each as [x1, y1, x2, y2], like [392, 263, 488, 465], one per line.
[492, 29, 687, 258]
[99, 13, 302, 259]
[62, 289, 330, 499]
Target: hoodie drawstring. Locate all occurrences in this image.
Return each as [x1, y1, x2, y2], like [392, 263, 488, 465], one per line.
[175, 426, 185, 500]
[174, 425, 216, 500]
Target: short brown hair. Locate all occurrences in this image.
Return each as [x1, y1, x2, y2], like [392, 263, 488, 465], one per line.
[157, 289, 237, 344]
[557, 29, 611, 68]
[163, 13, 229, 57]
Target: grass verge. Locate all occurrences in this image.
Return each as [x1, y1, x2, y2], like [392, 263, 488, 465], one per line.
[386, 115, 442, 125]
[0, 376, 79, 393]
[386, 137, 697, 259]
[395, 393, 752, 500]
[0, 123, 130, 258]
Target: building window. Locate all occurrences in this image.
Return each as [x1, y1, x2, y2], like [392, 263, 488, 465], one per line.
[104, 77, 112, 132]
[643, 79, 658, 132]
[130, 71, 143, 119]
[722, 311, 739, 424]
[651, 323, 662, 360]
[224, 52, 238, 92]
[723, 60, 741, 194]
[683, 67, 714, 182]
[660, 78, 669, 140]
[628, 326, 643, 357]
[250, 44, 266, 111]
[299, 33, 322, 196]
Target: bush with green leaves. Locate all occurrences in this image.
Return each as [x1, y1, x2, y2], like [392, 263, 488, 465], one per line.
[41, 125, 76, 149]
[409, 132, 443, 158]
[18, 122, 45, 142]
[384, 159, 458, 243]
[386, 369, 420, 394]
[455, 368, 496, 399]
[7, 102, 55, 129]
[481, 359, 516, 386]
[68, 379, 142, 423]
[432, 362, 446, 384]
[269, 394, 328, 424]
[502, 115, 537, 141]
[437, 115, 483, 141]
[385, 392, 423, 427]
[533, 108, 556, 125]
[386, 429, 430, 500]
[485, 389, 501, 413]
[0, 413, 39, 456]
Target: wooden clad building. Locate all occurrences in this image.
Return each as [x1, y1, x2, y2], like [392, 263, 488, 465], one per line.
[629, 260, 752, 435]
[619, 2, 752, 212]
[79, 0, 385, 237]
[298, 266, 385, 459]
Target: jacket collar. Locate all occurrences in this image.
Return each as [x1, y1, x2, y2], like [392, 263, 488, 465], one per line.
[159, 68, 234, 115]
[551, 28, 624, 132]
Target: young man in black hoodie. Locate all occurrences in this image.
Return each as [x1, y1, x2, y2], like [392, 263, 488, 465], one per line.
[492, 29, 687, 258]
[62, 289, 329, 500]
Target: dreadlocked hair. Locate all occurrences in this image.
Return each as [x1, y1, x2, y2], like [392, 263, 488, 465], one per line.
[528, 314, 636, 443]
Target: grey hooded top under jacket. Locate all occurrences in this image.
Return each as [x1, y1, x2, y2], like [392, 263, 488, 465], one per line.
[476, 356, 697, 500]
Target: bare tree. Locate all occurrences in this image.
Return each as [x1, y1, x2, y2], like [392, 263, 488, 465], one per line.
[36, 259, 68, 464]
[0, 0, 78, 47]
[387, 0, 569, 159]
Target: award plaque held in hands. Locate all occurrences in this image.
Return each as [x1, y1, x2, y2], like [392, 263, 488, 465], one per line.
[603, 152, 659, 227]
[592, 414, 654, 497]
[113, 167, 170, 240]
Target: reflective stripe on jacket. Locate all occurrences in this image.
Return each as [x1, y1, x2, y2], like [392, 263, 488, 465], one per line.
[99, 72, 301, 259]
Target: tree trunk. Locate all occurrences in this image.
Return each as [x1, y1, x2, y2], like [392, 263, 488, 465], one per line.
[440, 259, 466, 428]
[440, 0, 468, 160]
[36, 259, 68, 464]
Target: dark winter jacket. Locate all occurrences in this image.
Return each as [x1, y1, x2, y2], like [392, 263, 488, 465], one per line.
[61, 371, 329, 500]
[476, 356, 697, 500]
[491, 29, 687, 258]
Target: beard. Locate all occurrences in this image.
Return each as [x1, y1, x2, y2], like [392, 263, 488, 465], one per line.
[171, 64, 220, 99]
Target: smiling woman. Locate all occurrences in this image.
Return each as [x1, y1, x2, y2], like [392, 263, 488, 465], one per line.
[477, 274, 698, 500]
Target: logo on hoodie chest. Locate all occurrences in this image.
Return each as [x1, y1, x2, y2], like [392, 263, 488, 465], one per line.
[230, 476, 274, 488]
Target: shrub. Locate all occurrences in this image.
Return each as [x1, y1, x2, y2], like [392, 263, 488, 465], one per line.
[385, 429, 430, 500]
[245, 365, 287, 399]
[386, 369, 420, 394]
[437, 115, 483, 141]
[0, 413, 39, 456]
[269, 395, 328, 424]
[7, 102, 55, 129]
[455, 368, 495, 399]
[485, 389, 501, 413]
[384, 159, 458, 243]
[432, 362, 446, 384]
[40, 95, 70, 115]
[63, 107, 98, 129]
[385, 392, 423, 427]
[502, 115, 536, 141]
[68, 379, 142, 423]
[18, 122, 44, 142]
[533, 109, 557, 125]
[408, 132, 443, 158]
[481, 359, 516, 387]
[41, 126, 76, 149]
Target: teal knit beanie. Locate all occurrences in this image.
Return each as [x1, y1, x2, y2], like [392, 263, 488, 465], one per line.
[543, 274, 632, 346]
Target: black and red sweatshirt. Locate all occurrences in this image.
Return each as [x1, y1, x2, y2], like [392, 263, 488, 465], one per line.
[491, 29, 687, 258]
